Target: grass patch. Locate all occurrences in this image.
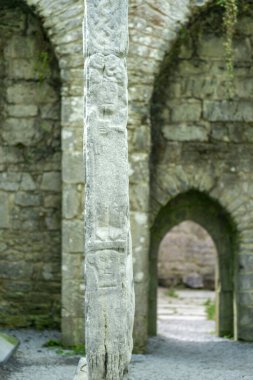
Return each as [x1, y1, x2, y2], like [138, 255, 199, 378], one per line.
[167, 288, 179, 298]
[43, 339, 61, 348]
[204, 299, 215, 320]
[223, 334, 234, 340]
[43, 340, 85, 356]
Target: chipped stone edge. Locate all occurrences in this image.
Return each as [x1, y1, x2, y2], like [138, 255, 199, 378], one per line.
[73, 357, 88, 380]
[0, 333, 20, 365]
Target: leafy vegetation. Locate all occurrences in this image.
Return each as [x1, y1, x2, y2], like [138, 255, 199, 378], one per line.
[43, 339, 85, 356]
[204, 299, 216, 320]
[167, 288, 179, 298]
[216, 0, 238, 95]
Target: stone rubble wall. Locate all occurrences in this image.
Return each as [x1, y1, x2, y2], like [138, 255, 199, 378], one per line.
[158, 221, 216, 289]
[0, 4, 61, 328]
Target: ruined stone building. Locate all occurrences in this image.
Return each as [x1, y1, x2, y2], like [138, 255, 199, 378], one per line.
[0, 0, 253, 353]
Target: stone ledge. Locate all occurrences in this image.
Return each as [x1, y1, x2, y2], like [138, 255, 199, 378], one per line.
[0, 332, 19, 364]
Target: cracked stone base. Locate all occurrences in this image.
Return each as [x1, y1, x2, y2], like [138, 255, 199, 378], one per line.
[73, 357, 130, 380]
[73, 358, 88, 380]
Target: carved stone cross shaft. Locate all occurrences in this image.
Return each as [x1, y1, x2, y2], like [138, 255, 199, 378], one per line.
[84, 1, 135, 379]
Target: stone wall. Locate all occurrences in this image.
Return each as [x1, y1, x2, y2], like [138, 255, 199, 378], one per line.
[0, 3, 61, 328]
[150, 3, 253, 342]
[158, 221, 216, 289]
[1, 0, 253, 352]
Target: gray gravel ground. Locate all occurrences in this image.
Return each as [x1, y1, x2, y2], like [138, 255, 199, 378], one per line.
[1, 290, 253, 379]
[0, 329, 79, 380]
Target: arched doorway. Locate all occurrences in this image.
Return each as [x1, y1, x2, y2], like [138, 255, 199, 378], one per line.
[0, 1, 61, 328]
[157, 220, 217, 339]
[149, 191, 237, 339]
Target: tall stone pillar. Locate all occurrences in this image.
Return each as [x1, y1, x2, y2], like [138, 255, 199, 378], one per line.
[84, 1, 134, 379]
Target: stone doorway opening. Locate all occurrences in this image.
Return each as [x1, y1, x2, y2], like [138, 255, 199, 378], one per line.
[157, 220, 217, 340]
[148, 191, 237, 340]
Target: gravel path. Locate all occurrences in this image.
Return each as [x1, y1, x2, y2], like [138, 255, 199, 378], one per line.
[1, 289, 253, 380]
[0, 329, 79, 380]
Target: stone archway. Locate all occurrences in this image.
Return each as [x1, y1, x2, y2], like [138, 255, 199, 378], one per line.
[149, 190, 237, 339]
[0, 1, 61, 328]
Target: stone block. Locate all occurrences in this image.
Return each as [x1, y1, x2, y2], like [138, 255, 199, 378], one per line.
[62, 279, 84, 318]
[198, 36, 226, 58]
[2, 118, 37, 146]
[204, 101, 253, 122]
[61, 316, 85, 347]
[45, 211, 61, 230]
[7, 59, 37, 80]
[129, 183, 149, 212]
[238, 274, 253, 292]
[0, 147, 23, 164]
[63, 185, 82, 219]
[7, 83, 58, 105]
[236, 17, 253, 35]
[7, 83, 38, 104]
[15, 192, 41, 207]
[44, 194, 61, 208]
[41, 172, 61, 191]
[0, 193, 10, 228]
[20, 173, 36, 191]
[183, 77, 218, 98]
[4, 36, 36, 59]
[0, 333, 19, 364]
[62, 152, 84, 184]
[129, 154, 149, 185]
[62, 220, 84, 253]
[62, 252, 84, 281]
[40, 103, 60, 120]
[7, 105, 38, 118]
[162, 123, 208, 142]
[0, 173, 21, 191]
[183, 273, 204, 289]
[171, 101, 202, 122]
[62, 127, 83, 152]
[62, 97, 83, 125]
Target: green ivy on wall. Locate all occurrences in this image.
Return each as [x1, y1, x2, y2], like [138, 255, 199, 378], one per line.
[216, 0, 238, 94]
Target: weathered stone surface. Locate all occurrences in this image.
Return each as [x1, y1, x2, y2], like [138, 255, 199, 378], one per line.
[62, 220, 84, 253]
[162, 123, 208, 142]
[20, 173, 36, 191]
[203, 101, 253, 122]
[158, 221, 216, 289]
[183, 273, 204, 289]
[73, 358, 88, 380]
[0, 193, 10, 229]
[62, 152, 84, 184]
[41, 172, 61, 191]
[63, 185, 82, 219]
[84, 0, 134, 378]
[0, 4, 61, 330]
